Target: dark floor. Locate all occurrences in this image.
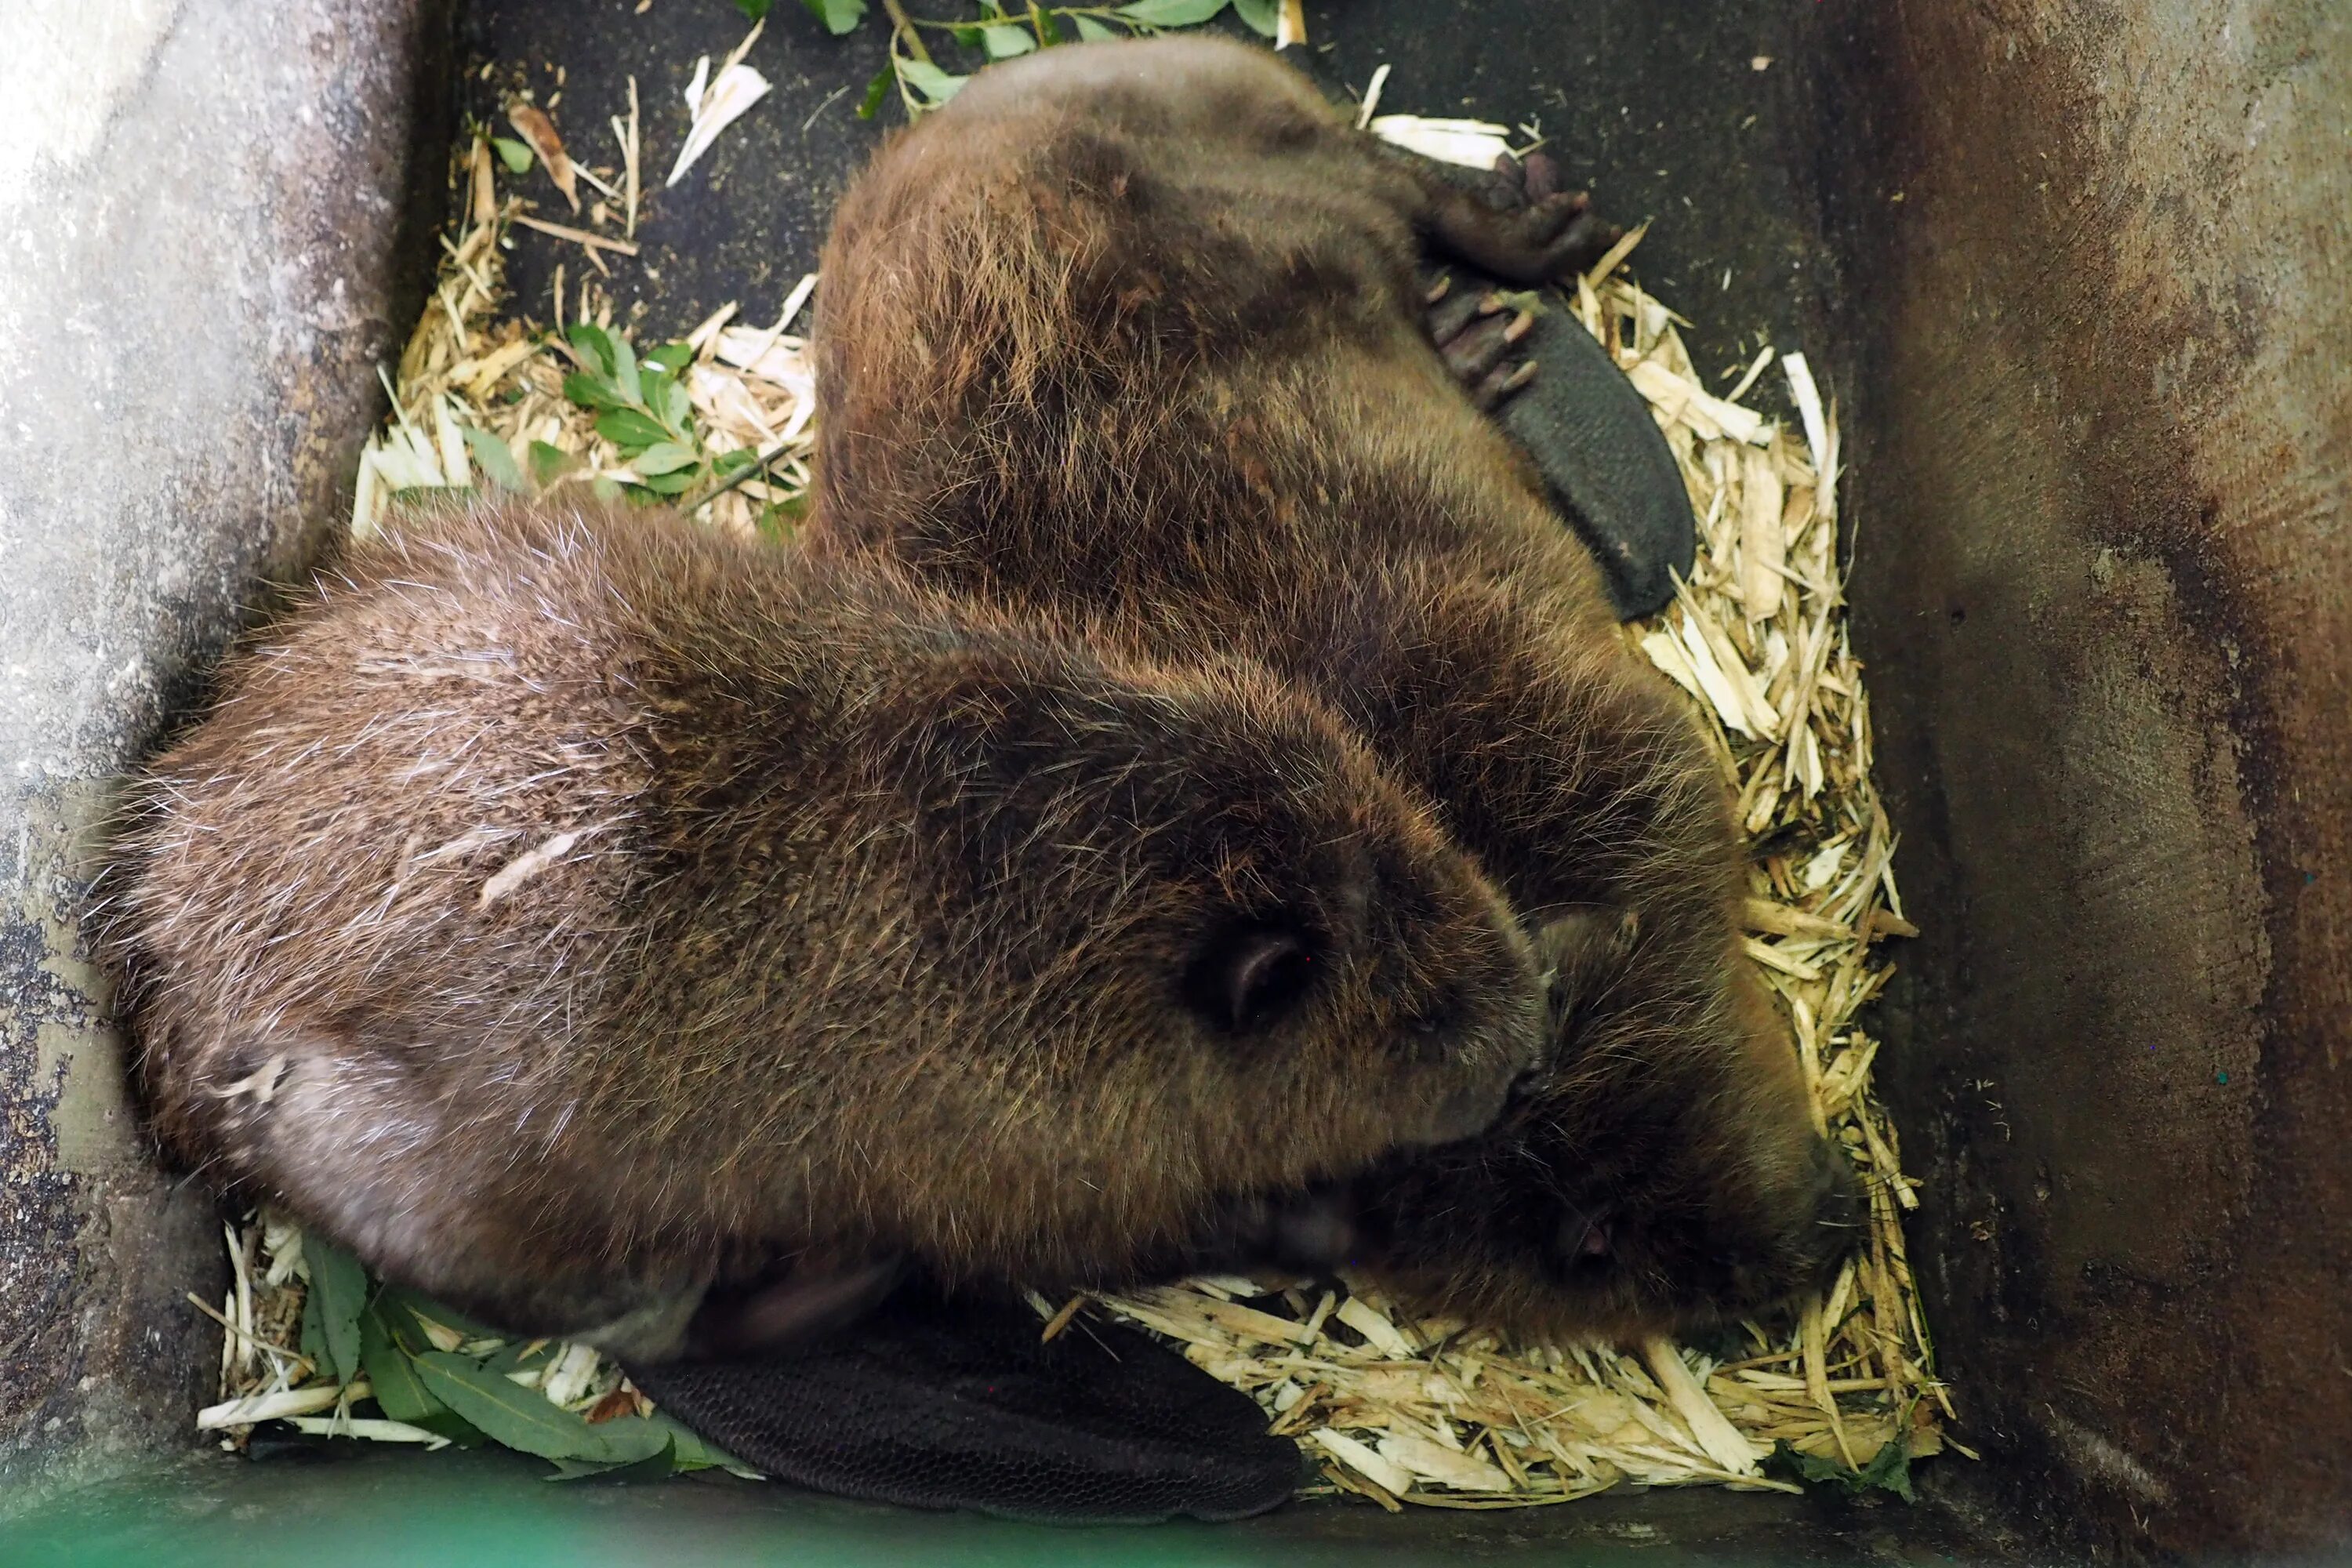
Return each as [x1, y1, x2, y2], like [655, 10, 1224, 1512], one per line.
[462, 1, 1838, 397]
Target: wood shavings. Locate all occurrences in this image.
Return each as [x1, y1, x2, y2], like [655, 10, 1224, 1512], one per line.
[1315, 1428, 1414, 1497]
[199, 1383, 362, 1431]
[511, 212, 641, 256]
[1356, 64, 1391, 129]
[475, 826, 587, 909]
[1274, 0, 1307, 51]
[618, 76, 642, 238]
[1780, 351, 1834, 493]
[1583, 221, 1651, 291]
[344, 160, 817, 546]
[668, 24, 773, 188]
[1624, 358, 1771, 445]
[1367, 114, 1513, 169]
[285, 1416, 452, 1448]
[1642, 1338, 1762, 1474]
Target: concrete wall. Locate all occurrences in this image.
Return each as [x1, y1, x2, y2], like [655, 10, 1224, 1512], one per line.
[1809, 0, 2351, 1555]
[0, 0, 430, 1504]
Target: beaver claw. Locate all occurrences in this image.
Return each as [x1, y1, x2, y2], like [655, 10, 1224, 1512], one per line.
[1420, 154, 1696, 620]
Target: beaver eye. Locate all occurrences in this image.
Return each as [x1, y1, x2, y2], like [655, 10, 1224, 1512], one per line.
[1183, 919, 1319, 1035]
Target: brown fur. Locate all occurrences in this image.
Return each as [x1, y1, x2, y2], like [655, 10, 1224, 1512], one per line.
[107, 497, 1550, 1355]
[805, 36, 1855, 1340]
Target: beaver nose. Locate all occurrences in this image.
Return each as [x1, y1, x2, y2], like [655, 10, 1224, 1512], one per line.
[1555, 1204, 1614, 1270]
[1803, 1136, 1866, 1289]
[1417, 1068, 1516, 1146]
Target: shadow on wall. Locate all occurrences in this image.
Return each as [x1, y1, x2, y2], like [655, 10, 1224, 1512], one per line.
[1802, 0, 2352, 1557]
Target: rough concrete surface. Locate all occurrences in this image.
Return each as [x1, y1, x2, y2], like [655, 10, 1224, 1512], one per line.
[1806, 0, 2352, 1555]
[0, 0, 434, 1506]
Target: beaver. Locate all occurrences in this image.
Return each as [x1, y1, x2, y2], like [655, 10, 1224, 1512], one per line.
[804, 34, 1857, 1342]
[107, 495, 1554, 1358]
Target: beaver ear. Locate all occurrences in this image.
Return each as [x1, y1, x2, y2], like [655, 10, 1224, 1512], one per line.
[1184, 920, 1317, 1035]
[1530, 905, 1639, 1038]
[1530, 904, 1639, 980]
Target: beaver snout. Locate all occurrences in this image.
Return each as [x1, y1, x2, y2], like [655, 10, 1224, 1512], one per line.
[1402, 964, 1552, 1147]
[1796, 1133, 1867, 1295]
[1421, 1075, 1513, 1148]
[1693, 1132, 1867, 1318]
[1415, 1013, 1551, 1147]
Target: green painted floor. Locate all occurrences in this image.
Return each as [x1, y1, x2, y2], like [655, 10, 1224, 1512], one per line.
[4, 1445, 1967, 1568]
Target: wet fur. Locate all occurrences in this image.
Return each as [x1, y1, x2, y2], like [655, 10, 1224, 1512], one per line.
[806, 36, 1854, 1339]
[108, 498, 1549, 1354]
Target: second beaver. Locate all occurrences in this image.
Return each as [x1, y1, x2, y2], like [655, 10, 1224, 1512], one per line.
[808, 36, 1856, 1341]
[109, 497, 1551, 1357]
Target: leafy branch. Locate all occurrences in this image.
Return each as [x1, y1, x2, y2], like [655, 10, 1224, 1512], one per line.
[738, 0, 1283, 119]
[558, 321, 760, 500]
[294, 1232, 748, 1479]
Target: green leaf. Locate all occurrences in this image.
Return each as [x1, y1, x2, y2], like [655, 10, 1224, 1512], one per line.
[1072, 14, 1120, 40]
[529, 441, 583, 486]
[359, 1305, 446, 1423]
[1232, 0, 1277, 34]
[492, 136, 535, 175]
[590, 476, 622, 505]
[410, 1408, 492, 1446]
[856, 64, 892, 119]
[463, 426, 528, 492]
[608, 332, 642, 408]
[631, 441, 702, 477]
[596, 407, 671, 452]
[735, 0, 774, 18]
[641, 342, 695, 374]
[1035, 9, 1063, 43]
[1116, 0, 1227, 24]
[547, 1441, 680, 1483]
[758, 491, 810, 541]
[800, 0, 867, 35]
[1859, 1436, 1916, 1501]
[646, 372, 693, 434]
[648, 1413, 748, 1475]
[412, 1353, 673, 1465]
[305, 1236, 370, 1386]
[638, 469, 702, 495]
[712, 448, 760, 477]
[566, 321, 617, 379]
[949, 22, 984, 45]
[562, 372, 624, 412]
[1765, 1437, 1915, 1501]
[982, 23, 1036, 57]
[299, 1275, 325, 1370]
[898, 58, 968, 105]
[1766, 1439, 1846, 1488]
